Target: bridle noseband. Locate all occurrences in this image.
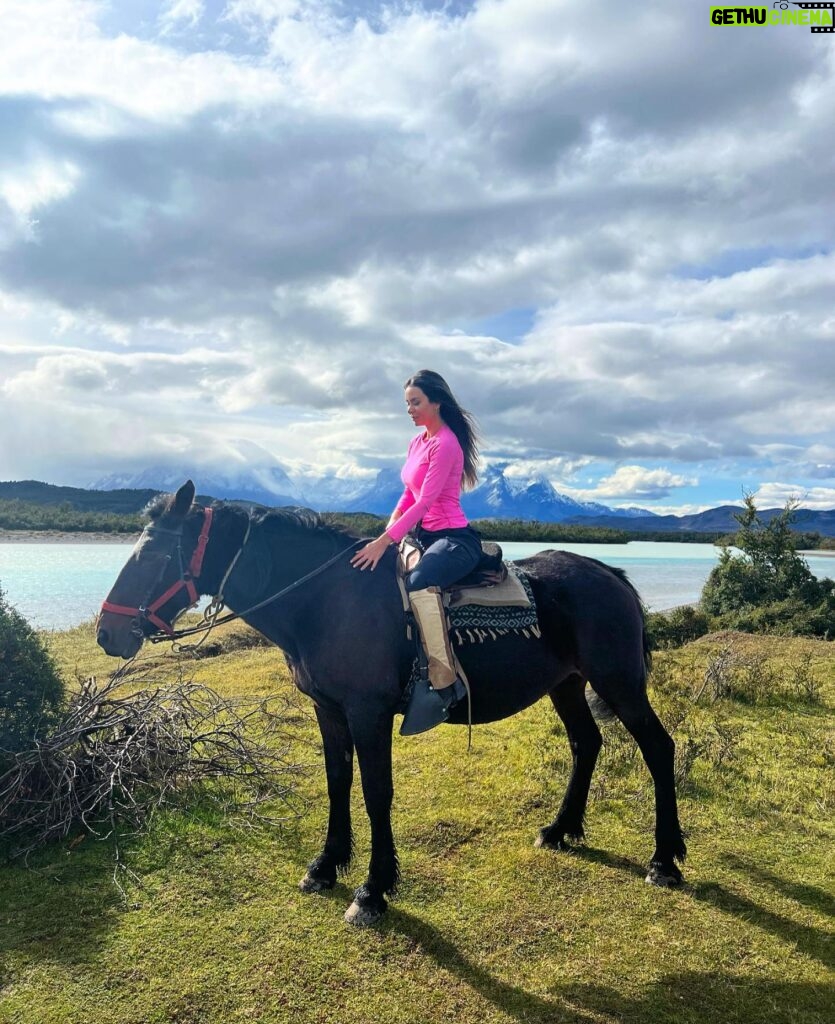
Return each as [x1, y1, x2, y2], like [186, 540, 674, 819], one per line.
[101, 507, 214, 636]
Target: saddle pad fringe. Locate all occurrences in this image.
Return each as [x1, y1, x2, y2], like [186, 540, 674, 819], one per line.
[448, 567, 539, 646]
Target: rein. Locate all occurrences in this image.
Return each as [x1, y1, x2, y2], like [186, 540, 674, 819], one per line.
[101, 506, 364, 647]
[148, 535, 365, 646]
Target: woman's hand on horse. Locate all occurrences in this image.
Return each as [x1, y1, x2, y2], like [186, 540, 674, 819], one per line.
[351, 534, 393, 571]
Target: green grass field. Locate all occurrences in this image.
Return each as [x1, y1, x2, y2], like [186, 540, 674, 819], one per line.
[1, 624, 832, 1024]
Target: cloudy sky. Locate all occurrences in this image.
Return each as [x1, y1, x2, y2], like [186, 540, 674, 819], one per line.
[1, 0, 833, 513]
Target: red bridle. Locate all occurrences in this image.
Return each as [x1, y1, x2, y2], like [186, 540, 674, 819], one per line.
[101, 507, 214, 636]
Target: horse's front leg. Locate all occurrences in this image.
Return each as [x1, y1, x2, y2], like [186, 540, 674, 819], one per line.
[344, 705, 399, 927]
[300, 705, 354, 893]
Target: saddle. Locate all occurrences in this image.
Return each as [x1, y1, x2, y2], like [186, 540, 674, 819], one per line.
[455, 540, 507, 589]
[397, 536, 537, 645]
[400, 535, 507, 589]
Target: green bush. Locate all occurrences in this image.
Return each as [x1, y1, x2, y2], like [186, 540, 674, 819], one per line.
[701, 497, 835, 639]
[647, 605, 712, 649]
[0, 585, 66, 767]
[711, 595, 834, 638]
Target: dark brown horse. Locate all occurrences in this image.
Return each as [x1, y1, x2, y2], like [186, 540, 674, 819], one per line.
[97, 481, 686, 926]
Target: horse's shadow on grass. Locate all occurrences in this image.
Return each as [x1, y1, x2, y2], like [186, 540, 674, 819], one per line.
[382, 906, 832, 1024]
[555, 841, 648, 879]
[366, 843, 832, 1023]
[563, 843, 832, 969]
[722, 851, 835, 919]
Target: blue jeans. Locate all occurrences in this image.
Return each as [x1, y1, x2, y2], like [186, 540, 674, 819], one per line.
[405, 525, 483, 592]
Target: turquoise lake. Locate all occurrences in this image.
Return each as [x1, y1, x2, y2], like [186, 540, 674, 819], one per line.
[0, 540, 833, 631]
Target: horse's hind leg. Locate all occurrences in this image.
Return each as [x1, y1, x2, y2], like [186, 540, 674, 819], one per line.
[300, 705, 355, 893]
[598, 685, 687, 886]
[536, 673, 602, 851]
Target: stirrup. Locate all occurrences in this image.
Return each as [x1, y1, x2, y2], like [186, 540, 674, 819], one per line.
[400, 677, 467, 736]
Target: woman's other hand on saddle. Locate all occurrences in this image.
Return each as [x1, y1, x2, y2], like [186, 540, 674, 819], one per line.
[350, 534, 393, 571]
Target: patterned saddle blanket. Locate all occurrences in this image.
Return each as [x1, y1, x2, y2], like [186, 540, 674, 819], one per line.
[446, 563, 540, 645]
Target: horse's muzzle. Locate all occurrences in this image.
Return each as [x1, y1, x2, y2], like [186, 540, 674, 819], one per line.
[96, 617, 142, 659]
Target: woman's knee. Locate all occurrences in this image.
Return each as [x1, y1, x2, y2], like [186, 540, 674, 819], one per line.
[404, 567, 432, 592]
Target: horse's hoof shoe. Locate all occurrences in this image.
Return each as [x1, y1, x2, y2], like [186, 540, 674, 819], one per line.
[299, 874, 333, 894]
[344, 900, 383, 927]
[645, 866, 682, 888]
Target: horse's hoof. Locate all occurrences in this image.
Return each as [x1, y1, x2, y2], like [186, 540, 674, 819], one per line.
[299, 873, 334, 894]
[535, 830, 571, 851]
[645, 864, 683, 888]
[344, 900, 384, 927]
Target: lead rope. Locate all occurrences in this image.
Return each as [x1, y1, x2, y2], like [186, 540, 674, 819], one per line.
[172, 519, 252, 654]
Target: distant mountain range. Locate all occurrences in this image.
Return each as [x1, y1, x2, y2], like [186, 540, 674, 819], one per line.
[2, 467, 834, 536]
[559, 505, 835, 536]
[93, 465, 299, 509]
[0, 480, 161, 514]
[90, 462, 657, 523]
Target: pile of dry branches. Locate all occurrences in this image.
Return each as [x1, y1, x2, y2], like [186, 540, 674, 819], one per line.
[0, 664, 308, 861]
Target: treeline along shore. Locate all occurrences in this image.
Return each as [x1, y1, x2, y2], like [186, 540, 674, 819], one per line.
[0, 499, 636, 543]
[1, 481, 834, 547]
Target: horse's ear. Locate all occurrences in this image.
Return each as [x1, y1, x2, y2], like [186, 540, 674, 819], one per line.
[172, 480, 196, 517]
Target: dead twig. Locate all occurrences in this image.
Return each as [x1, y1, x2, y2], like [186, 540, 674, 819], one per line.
[0, 663, 309, 872]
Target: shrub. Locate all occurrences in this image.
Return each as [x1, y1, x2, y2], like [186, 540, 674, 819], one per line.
[701, 496, 835, 638]
[647, 605, 712, 649]
[694, 639, 822, 705]
[714, 595, 834, 638]
[0, 585, 66, 768]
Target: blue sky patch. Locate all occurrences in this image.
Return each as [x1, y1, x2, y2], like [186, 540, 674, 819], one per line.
[673, 244, 828, 281]
[453, 306, 537, 344]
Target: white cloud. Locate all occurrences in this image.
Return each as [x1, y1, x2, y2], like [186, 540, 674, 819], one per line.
[0, 0, 287, 122]
[1, 347, 249, 401]
[565, 466, 698, 502]
[753, 482, 835, 512]
[0, 159, 80, 241]
[502, 456, 592, 482]
[0, 0, 832, 508]
[159, 0, 206, 33]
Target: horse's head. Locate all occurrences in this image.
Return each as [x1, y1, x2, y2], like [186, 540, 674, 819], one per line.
[97, 480, 212, 659]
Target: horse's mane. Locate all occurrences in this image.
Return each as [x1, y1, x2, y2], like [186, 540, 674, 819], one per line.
[143, 491, 359, 543]
[144, 493, 174, 520]
[250, 505, 359, 542]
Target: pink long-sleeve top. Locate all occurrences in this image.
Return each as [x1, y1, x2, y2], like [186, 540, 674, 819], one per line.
[385, 424, 469, 544]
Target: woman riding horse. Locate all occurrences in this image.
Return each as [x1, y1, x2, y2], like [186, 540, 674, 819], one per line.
[96, 418, 687, 926]
[350, 370, 481, 734]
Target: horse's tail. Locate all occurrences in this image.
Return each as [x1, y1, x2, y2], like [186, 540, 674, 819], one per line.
[585, 686, 616, 722]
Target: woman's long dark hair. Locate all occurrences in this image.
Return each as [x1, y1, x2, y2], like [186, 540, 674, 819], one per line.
[404, 370, 480, 490]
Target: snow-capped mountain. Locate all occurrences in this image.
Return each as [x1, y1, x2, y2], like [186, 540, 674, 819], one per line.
[461, 468, 655, 521]
[93, 464, 300, 506]
[292, 475, 371, 509]
[92, 457, 655, 521]
[340, 468, 405, 514]
[92, 440, 302, 507]
[573, 501, 656, 520]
